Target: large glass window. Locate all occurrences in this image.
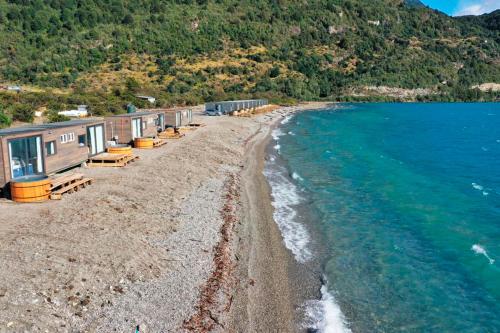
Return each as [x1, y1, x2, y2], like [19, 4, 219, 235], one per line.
[8, 136, 44, 179]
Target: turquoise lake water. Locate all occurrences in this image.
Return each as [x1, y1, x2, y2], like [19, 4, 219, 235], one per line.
[266, 103, 500, 332]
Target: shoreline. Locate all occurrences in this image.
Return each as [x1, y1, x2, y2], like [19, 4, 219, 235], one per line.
[228, 102, 331, 332]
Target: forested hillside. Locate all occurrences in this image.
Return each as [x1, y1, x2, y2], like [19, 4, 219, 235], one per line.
[0, 0, 498, 123]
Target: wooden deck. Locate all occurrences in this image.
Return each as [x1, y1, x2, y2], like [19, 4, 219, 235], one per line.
[50, 173, 93, 200]
[153, 139, 168, 148]
[177, 127, 196, 134]
[87, 153, 140, 168]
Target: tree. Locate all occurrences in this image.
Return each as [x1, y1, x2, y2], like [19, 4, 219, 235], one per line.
[269, 66, 280, 78]
[122, 14, 134, 25]
[125, 77, 140, 93]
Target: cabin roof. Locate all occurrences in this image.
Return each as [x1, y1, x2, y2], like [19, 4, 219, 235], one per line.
[0, 119, 104, 137]
[106, 111, 160, 118]
[206, 99, 268, 105]
[139, 107, 189, 113]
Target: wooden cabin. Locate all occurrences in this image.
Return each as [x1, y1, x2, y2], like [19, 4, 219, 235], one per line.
[0, 119, 106, 190]
[140, 107, 193, 129]
[205, 99, 268, 115]
[180, 108, 193, 126]
[105, 111, 164, 144]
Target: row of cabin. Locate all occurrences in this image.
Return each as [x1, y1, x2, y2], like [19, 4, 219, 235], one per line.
[0, 108, 193, 191]
[205, 99, 268, 115]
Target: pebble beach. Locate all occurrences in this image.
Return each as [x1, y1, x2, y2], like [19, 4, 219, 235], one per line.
[0, 102, 329, 332]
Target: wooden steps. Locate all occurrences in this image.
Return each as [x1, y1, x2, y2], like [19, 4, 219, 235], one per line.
[50, 173, 84, 190]
[158, 132, 184, 140]
[50, 173, 93, 200]
[153, 139, 168, 148]
[87, 153, 140, 168]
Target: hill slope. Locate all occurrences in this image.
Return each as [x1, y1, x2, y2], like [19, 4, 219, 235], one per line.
[457, 10, 500, 32]
[0, 0, 498, 120]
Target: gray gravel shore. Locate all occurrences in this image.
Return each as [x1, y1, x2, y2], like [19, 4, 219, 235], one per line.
[0, 102, 330, 332]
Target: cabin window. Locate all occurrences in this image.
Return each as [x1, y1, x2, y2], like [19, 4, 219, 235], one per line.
[78, 134, 86, 147]
[60, 132, 75, 144]
[142, 121, 147, 130]
[45, 141, 56, 156]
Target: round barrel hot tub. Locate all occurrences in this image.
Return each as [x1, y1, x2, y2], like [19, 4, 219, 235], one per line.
[108, 144, 133, 156]
[134, 137, 154, 149]
[10, 175, 51, 203]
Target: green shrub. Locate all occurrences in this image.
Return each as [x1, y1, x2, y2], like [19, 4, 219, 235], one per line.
[47, 110, 71, 123]
[125, 77, 140, 93]
[11, 104, 35, 123]
[0, 112, 12, 129]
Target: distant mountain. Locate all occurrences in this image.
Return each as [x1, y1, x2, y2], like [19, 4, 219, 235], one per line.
[457, 10, 500, 32]
[0, 0, 498, 118]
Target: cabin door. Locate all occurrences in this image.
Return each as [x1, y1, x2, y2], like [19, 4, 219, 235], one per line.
[176, 112, 181, 127]
[158, 114, 165, 131]
[8, 135, 44, 179]
[132, 118, 142, 139]
[87, 125, 105, 156]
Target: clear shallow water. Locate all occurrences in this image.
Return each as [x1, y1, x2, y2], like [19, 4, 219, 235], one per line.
[266, 103, 500, 332]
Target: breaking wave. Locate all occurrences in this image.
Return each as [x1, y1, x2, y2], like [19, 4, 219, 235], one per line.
[303, 283, 352, 333]
[281, 115, 293, 124]
[292, 172, 304, 182]
[264, 158, 312, 263]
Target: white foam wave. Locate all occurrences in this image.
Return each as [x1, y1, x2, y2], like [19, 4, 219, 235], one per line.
[281, 115, 292, 124]
[264, 162, 312, 263]
[303, 284, 351, 333]
[483, 191, 489, 196]
[471, 244, 495, 265]
[274, 144, 281, 151]
[472, 183, 484, 191]
[292, 172, 304, 182]
[272, 128, 285, 140]
[288, 131, 296, 136]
